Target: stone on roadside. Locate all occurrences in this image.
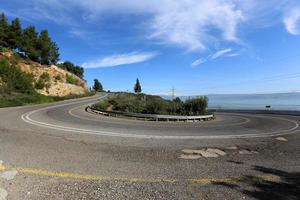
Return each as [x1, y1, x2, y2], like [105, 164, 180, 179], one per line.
[206, 148, 226, 156]
[225, 146, 238, 150]
[1, 169, 18, 181]
[181, 149, 197, 154]
[0, 188, 7, 200]
[239, 150, 253, 155]
[194, 150, 219, 158]
[276, 137, 288, 142]
[179, 154, 201, 160]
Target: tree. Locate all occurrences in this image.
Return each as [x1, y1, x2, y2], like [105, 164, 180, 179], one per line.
[49, 41, 59, 64]
[57, 61, 84, 79]
[37, 30, 52, 65]
[21, 26, 39, 61]
[36, 30, 59, 65]
[184, 96, 208, 115]
[0, 13, 60, 65]
[134, 78, 142, 93]
[93, 79, 103, 92]
[0, 13, 9, 48]
[8, 18, 22, 50]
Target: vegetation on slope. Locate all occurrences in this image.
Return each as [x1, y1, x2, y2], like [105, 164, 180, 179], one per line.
[0, 12, 91, 107]
[0, 59, 92, 107]
[92, 93, 209, 115]
[0, 12, 84, 78]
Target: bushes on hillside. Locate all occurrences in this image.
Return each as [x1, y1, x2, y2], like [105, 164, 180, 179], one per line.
[93, 93, 209, 115]
[57, 61, 84, 79]
[66, 74, 81, 86]
[0, 59, 34, 94]
[35, 72, 50, 89]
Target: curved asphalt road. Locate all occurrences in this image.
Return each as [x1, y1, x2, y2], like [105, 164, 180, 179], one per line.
[0, 93, 299, 199]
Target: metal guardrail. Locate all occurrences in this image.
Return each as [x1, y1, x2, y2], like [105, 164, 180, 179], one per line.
[87, 106, 214, 122]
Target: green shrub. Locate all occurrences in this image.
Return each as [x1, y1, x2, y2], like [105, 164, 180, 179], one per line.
[40, 72, 50, 82]
[93, 93, 208, 115]
[0, 59, 34, 94]
[57, 61, 84, 79]
[54, 74, 62, 81]
[35, 72, 50, 89]
[66, 74, 78, 85]
[0, 91, 95, 108]
[35, 78, 45, 89]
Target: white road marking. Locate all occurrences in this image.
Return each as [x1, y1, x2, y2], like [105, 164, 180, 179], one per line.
[21, 95, 300, 140]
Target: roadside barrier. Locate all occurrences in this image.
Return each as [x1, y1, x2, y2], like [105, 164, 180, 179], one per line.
[86, 106, 214, 122]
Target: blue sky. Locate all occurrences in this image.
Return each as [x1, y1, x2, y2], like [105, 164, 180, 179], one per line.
[1, 0, 300, 95]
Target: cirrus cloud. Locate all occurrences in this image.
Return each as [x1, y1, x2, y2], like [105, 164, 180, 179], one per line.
[82, 51, 157, 68]
[191, 48, 240, 67]
[4, 0, 300, 52]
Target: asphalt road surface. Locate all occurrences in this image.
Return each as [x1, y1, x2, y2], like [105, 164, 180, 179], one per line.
[0, 93, 299, 199]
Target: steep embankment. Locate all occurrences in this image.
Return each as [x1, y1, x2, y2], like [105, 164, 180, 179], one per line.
[0, 50, 89, 96]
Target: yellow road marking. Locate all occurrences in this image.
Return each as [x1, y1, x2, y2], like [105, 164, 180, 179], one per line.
[0, 163, 281, 185]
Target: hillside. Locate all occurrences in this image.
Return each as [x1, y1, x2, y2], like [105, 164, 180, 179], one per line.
[0, 50, 89, 96]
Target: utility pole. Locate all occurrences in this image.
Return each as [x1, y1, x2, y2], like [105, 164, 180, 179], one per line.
[171, 87, 175, 100]
[171, 87, 175, 114]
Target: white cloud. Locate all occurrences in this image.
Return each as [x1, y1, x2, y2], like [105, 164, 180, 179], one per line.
[8, 0, 246, 51]
[7, 0, 300, 51]
[284, 8, 300, 35]
[149, 1, 245, 51]
[82, 52, 157, 68]
[211, 48, 233, 60]
[226, 53, 240, 57]
[191, 58, 206, 67]
[191, 48, 239, 67]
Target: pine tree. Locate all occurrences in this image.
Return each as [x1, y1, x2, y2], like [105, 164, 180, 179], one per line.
[49, 41, 59, 64]
[21, 26, 39, 61]
[134, 78, 142, 93]
[8, 18, 22, 50]
[0, 13, 9, 48]
[93, 79, 103, 92]
[37, 30, 52, 65]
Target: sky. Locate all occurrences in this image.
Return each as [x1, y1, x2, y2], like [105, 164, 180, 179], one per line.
[1, 0, 300, 96]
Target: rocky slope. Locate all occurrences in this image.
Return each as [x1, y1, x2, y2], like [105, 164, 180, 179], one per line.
[0, 51, 89, 96]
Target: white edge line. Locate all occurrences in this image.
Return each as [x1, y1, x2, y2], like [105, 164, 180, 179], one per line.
[21, 95, 300, 140]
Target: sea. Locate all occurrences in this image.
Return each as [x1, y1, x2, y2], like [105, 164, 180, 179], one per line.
[169, 92, 300, 111]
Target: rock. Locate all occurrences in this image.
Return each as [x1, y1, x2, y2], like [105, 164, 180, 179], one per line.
[206, 148, 226, 156]
[225, 146, 238, 150]
[194, 150, 219, 158]
[1, 170, 18, 181]
[239, 150, 252, 155]
[181, 149, 197, 154]
[276, 137, 288, 142]
[0, 188, 7, 200]
[179, 154, 201, 160]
